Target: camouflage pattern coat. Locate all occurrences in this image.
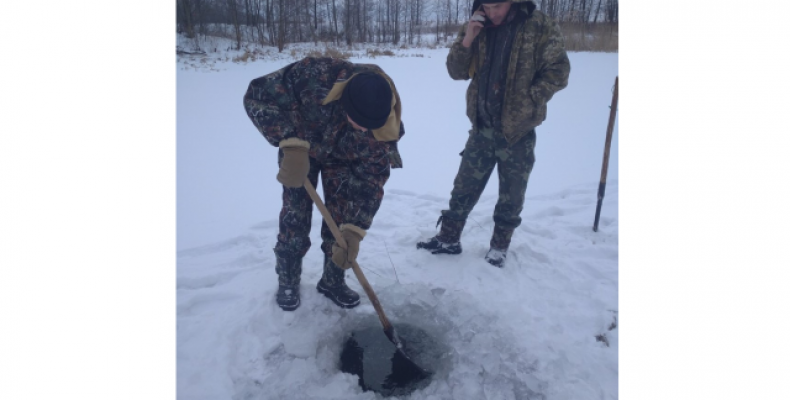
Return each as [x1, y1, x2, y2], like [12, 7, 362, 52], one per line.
[243, 57, 404, 256]
[446, 0, 571, 145]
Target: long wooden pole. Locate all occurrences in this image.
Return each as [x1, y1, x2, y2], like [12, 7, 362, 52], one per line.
[303, 180, 431, 377]
[593, 76, 619, 232]
[302, 180, 394, 336]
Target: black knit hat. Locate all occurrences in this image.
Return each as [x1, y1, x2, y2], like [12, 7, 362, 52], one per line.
[341, 72, 393, 131]
[472, 0, 509, 14]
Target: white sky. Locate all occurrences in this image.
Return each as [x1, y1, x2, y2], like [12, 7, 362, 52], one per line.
[2, 2, 790, 400]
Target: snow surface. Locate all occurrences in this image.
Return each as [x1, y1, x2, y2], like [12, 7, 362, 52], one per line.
[177, 47, 618, 399]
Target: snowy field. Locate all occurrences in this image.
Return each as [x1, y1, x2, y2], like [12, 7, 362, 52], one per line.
[177, 47, 618, 400]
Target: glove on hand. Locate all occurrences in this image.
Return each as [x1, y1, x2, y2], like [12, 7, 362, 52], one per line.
[331, 224, 366, 270]
[277, 138, 310, 188]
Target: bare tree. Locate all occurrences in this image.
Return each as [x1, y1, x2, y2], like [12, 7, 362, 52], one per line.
[406, 0, 423, 44]
[392, 0, 401, 43]
[604, 0, 617, 23]
[177, 0, 197, 38]
[343, 0, 352, 45]
[277, 0, 286, 51]
[227, 0, 243, 49]
[175, 0, 616, 51]
[331, 0, 340, 44]
[253, 0, 267, 45]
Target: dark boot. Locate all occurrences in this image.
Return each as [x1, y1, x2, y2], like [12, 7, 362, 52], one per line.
[416, 216, 465, 255]
[276, 284, 300, 310]
[274, 249, 303, 311]
[486, 226, 514, 268]
[316, 254, 360, 308]
[416, 236, 462, 254]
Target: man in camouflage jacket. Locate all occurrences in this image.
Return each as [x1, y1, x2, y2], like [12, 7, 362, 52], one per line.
[417, 0, 570, 267]
[243, 57, 404, 311]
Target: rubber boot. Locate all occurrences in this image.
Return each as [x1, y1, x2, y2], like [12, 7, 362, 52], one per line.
[316, 254, 360, 308]
[274, 249, 302, 311]
[416, 216, 465, 255]
[276, 285, 300, 311]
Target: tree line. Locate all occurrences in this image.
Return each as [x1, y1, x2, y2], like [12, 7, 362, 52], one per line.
[177, 0, 618, 51]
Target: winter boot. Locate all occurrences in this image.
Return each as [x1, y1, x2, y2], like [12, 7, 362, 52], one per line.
[274, 249, 303, 311]
[316, 254, 360, 308]
[276, 284, 300, 311]
[416, 216, 465, 255]
[416, 236, 462, 255]
[485, 248, 507, 268]
[486, 226, 514, 268]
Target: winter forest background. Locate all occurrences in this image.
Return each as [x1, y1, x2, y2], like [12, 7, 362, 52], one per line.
[176, 0, 618, 53]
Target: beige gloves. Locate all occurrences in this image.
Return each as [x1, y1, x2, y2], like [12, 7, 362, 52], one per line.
[277, 138, 310, 188]
[331, 224, 366, 270]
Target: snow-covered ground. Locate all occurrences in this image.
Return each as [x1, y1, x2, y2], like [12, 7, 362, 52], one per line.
[177, 47, 619, 400]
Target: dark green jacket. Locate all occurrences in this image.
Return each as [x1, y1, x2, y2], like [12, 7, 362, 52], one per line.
[447, 0, 571, 144]
[243, 57, 404, 230]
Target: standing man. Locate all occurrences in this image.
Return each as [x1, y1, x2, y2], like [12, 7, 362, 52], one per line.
[417, 0, 570, 267]
[244, 57, 404, 311]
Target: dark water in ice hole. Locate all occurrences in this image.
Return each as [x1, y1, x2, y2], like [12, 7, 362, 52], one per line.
[340, 323, 445, 397]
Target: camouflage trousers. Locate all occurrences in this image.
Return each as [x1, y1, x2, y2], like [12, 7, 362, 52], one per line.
[441, 127, 536, 249]
[273, 153, 351, 287]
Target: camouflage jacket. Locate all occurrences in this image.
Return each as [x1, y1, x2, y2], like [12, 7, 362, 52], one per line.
[447, 0, 571, 145]
[243, 57, 405, 230]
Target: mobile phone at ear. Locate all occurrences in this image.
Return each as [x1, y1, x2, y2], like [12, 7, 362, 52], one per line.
[471, 13, 495, 27]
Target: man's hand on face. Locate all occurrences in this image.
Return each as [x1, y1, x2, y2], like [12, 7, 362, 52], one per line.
[463, 12, 486, 47]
